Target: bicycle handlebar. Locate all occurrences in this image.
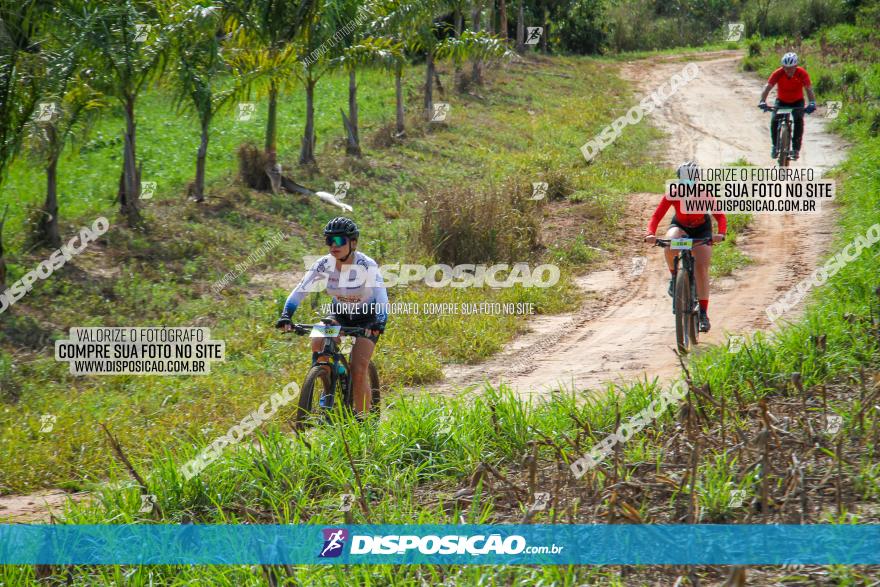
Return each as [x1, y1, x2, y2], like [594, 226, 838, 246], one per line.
[653, 237, 713, 248]
[288, 323, 368, 336]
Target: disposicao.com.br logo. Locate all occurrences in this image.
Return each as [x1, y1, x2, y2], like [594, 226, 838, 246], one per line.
[318, 529, 563, 557]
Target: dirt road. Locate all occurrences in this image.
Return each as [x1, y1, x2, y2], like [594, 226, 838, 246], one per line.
[437, 51, 848, 398]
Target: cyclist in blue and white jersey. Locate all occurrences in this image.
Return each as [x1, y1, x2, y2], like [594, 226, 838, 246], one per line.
[276, 217, 387, 415]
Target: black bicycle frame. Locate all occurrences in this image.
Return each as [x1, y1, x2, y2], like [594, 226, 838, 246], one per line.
[655, 237, 712, 314]
[294, 321, 367, 409]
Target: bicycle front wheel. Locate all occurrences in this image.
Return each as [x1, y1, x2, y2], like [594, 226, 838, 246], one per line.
[778, 124, 791, 167]
[294, 364, 335, 431]
[674, 269, 692, 353]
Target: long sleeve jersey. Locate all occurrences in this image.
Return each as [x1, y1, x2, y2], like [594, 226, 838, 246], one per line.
[647, 194, 727, 235]
[283, 252, 389, 326]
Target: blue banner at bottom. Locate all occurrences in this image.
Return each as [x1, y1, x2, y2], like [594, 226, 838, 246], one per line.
[0, 524, 878, 565]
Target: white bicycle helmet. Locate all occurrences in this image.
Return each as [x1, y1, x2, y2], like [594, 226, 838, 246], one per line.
[677, 160, 701, 183]
[781, 52, 798, 66]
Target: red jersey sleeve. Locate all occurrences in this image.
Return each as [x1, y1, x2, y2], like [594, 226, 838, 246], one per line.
[713, 211, 727, 234]
[647, 195, 672, 235]
[767, 68, 783, 86]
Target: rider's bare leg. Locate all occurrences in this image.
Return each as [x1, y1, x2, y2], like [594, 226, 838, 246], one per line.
[692, 243, 712, 302]
[349, 337, 376, 415]
[663, 226, 687, 271]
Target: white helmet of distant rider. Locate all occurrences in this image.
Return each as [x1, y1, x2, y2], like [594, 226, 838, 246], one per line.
[781, 52, 798, 67]
[677, 160, 701, 184]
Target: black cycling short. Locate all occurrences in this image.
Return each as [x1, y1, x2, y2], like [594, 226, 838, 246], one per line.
[329, 305, 382, 343]
[670, 215, 712, 240]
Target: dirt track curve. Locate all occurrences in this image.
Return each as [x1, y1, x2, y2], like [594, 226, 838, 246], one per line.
[434, 50, 848, 398]
[0, 51, 848, 523]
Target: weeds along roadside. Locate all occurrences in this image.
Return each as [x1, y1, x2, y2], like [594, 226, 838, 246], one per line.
[0, 55, 666, 492]
[2, 34, 880, 587]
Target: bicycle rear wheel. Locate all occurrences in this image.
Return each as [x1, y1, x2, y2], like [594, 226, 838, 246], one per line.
[294, 364, 337, 431]
[674, 270, 692, 353]
[778, 124, 791, 167]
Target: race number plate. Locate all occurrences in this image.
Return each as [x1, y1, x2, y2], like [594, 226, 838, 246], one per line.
[776, 108, 793, 115]
[310, 324, 341, 338]
[670, 238, 693, 250]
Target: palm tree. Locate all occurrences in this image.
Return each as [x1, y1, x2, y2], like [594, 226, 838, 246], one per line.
[0, 0, 49, 287]
[163, 3, 258, 201]
[222, 0, 317, 189]
[69, 0, 171, 226]
[336, 36, 403, 154]
[26, 70, 104, 247]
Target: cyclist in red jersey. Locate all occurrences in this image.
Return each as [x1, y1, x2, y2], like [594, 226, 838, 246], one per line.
[644, 161, 727, 333]
[758, 52, 817, 160]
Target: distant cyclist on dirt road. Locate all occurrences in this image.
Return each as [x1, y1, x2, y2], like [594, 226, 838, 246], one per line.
[276, 217, 387, 416]
[758, 52, 817, 161]
[644, 161, 727, 333]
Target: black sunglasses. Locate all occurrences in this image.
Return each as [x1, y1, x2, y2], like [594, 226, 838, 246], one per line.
[325, 235, 349, 247]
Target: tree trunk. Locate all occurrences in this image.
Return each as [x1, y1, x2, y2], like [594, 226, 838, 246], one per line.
[39, 153, 61, 248]
[471, 2, 484, 86]
[499, 0, 507, 40]
[424, 50, 435, 121]
[265, 79, 282, 192]
[395, 64, 405, 136]
[516, 0, 524, 53]
[193, 116, 209, 202]
[36, 124, 61, 248]
[487, 0, 494, 35]
[453, 8, 465, 93]
[299, 77, 317, 165]
[541, 9, 549, 54]
[120, 95, 140, 226]
[346, 68, 361, 157]
[0, 205, 8, 292]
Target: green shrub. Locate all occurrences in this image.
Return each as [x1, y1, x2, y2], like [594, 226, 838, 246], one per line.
[748, 39, 762, 57]
[419, 179, 542, 265]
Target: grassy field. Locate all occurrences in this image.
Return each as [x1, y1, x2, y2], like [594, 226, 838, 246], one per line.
[0, 53, 670, 493]
[2, 25, 878, 585]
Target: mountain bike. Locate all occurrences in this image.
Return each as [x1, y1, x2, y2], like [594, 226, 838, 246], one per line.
[655, 237, 712, 353]
[284, 320, 380, 430]
[765, 105, 806, 168]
